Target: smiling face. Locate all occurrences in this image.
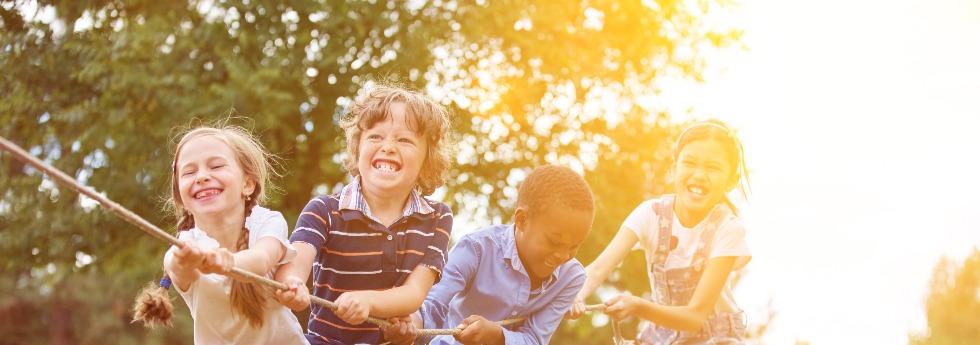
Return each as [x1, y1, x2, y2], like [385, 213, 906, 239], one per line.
[355, 102, 428, 199]
[174, 135, 254, 221]
[672, 139, 736, 223]
[514, 206, 593, 283]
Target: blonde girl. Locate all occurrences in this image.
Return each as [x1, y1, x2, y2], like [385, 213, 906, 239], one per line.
[133, 125, 307, 344]
[569, 120, 752, 344]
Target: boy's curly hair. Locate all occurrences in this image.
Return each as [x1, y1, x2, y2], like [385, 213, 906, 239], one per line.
[516, 165, 595, 217]
[339, 84, 455, 197]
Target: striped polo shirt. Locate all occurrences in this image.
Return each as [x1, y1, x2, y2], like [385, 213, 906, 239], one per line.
[290, 177, 453, 345]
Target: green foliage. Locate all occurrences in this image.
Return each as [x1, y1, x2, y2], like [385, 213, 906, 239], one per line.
[909, 248, 980, 345]
[1, 0, 742, 343]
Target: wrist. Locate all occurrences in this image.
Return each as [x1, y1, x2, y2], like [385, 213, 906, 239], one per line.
[492, 324, 506, 345]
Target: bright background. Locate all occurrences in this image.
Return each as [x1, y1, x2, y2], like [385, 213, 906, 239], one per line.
[657, 0, 980, 343]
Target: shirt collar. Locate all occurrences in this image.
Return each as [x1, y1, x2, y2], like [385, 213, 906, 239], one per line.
[338, 176, 435, 221]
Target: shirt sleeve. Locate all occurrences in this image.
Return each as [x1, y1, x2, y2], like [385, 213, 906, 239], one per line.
[248, 207, 297, 264]
[417, 204, 454, 281]
[290, 197, 330, 251]
[623, 200, 658, 252]
[710, 218, 752, 270]
[499, 268, 587, 345]
[416, 235, 479, 345]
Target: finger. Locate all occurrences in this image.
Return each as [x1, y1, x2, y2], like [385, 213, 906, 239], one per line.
[402, 321, 414, 337]
[460, 315, 480, 326]
[342, 301, 359, 322]
[458, 320, 482, 343]
[605, 295, 621, 306]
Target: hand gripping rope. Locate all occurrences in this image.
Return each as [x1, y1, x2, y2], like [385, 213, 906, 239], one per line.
[0, 136, 607, 337]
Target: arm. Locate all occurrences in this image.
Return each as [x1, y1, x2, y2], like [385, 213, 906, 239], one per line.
[275, 198, 330, 310]
[274, 242, 316, 311]
[236, 208, 292, 276]
[567, 226, 638, 318]
[603, 256, 736, 332]
[233, 236, 285, 276]
[335, 265, 438, 323]
[417, 237, 480, 343]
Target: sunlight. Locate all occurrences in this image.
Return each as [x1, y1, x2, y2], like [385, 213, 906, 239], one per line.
[656, 0, 980, 343]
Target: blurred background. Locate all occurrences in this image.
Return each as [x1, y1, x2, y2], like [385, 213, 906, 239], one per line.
[1, 0, 978, 344]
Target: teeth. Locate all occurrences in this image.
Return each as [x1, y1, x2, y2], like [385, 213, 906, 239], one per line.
[195, 189, 220, 199]
[688, 185, 706, 195]
[374, 162, 397, 172]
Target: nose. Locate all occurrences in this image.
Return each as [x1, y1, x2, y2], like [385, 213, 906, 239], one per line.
[194, 170, 210, 183]
[380, 139, 396, 153]
[552, 250, 571, 264]
[691, 167, 708, 180]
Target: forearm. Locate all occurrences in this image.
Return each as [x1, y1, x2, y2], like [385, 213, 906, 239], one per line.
[579, 228, 638, 299]
[363, 284, 428, 318]
[274, 243, 314, 283]
[632, 299, 712, 332]
[234, 238, 283, 276]
[234, 250, 274, 276]
[579, 263, 613, 299]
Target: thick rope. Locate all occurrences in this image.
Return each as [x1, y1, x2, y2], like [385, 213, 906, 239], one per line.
[0, 135, 607, 336]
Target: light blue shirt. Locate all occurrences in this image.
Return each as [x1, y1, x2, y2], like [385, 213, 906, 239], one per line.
[417, 225, 586, 345]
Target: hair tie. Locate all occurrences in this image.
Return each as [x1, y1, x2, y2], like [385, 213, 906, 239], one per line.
[159, 276, 172, 290]
[675, 122, 734, 146]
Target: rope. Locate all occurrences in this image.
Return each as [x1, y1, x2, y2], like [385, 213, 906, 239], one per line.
[0, 135, 607, 336]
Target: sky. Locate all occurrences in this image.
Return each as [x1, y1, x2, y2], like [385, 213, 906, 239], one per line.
[655, 0, 980, 343]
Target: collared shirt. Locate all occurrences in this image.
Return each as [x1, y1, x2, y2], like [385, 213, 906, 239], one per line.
[417, 225, 586, 345]
[291, 177, 453, 345]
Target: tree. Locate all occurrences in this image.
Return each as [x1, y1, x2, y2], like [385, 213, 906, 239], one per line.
[910, 248, 980, 345]
[0, 0, 742, 343]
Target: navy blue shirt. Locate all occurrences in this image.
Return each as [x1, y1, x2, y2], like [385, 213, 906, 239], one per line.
[291, 177, 453, 345]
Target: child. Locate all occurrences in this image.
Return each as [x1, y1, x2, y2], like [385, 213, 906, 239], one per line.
[132, 124, 307, 344]
[274, 84, 455, 345]
[383, 165, 596, 345]
[567, 120, 752, 344]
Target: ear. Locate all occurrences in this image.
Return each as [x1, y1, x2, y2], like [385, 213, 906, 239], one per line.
[514, 207, 528, 234]
[243, 177, 256, 198]
[725, 171, 739, 192]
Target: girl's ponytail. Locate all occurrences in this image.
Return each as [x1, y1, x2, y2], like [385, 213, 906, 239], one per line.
[132, 212, 193, 328]
[133, 274, 175, 328]
[228, 199, 270, 329]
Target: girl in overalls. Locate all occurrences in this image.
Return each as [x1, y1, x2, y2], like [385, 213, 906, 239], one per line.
[568, 120, 751, 344]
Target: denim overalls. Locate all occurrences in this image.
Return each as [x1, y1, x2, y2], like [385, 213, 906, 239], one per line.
[637, 195, 747, 345]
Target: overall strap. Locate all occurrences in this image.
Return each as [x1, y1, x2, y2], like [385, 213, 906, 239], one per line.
[689, 203, 734, 273]
[650, 194, 675, 305]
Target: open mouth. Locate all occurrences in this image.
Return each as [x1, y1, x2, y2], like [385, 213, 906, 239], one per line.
[373, 159, 401, 172]
[687, 184, 709, 197]
[194, 188, 221, 199]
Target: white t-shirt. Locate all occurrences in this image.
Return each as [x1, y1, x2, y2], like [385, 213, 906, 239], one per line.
[167, 206, 307, 345]
[623, 199, 751, 315]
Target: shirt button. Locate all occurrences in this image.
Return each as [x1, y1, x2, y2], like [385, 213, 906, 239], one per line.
[387, 235, 393, 240]
[511, 311, 517, 316]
